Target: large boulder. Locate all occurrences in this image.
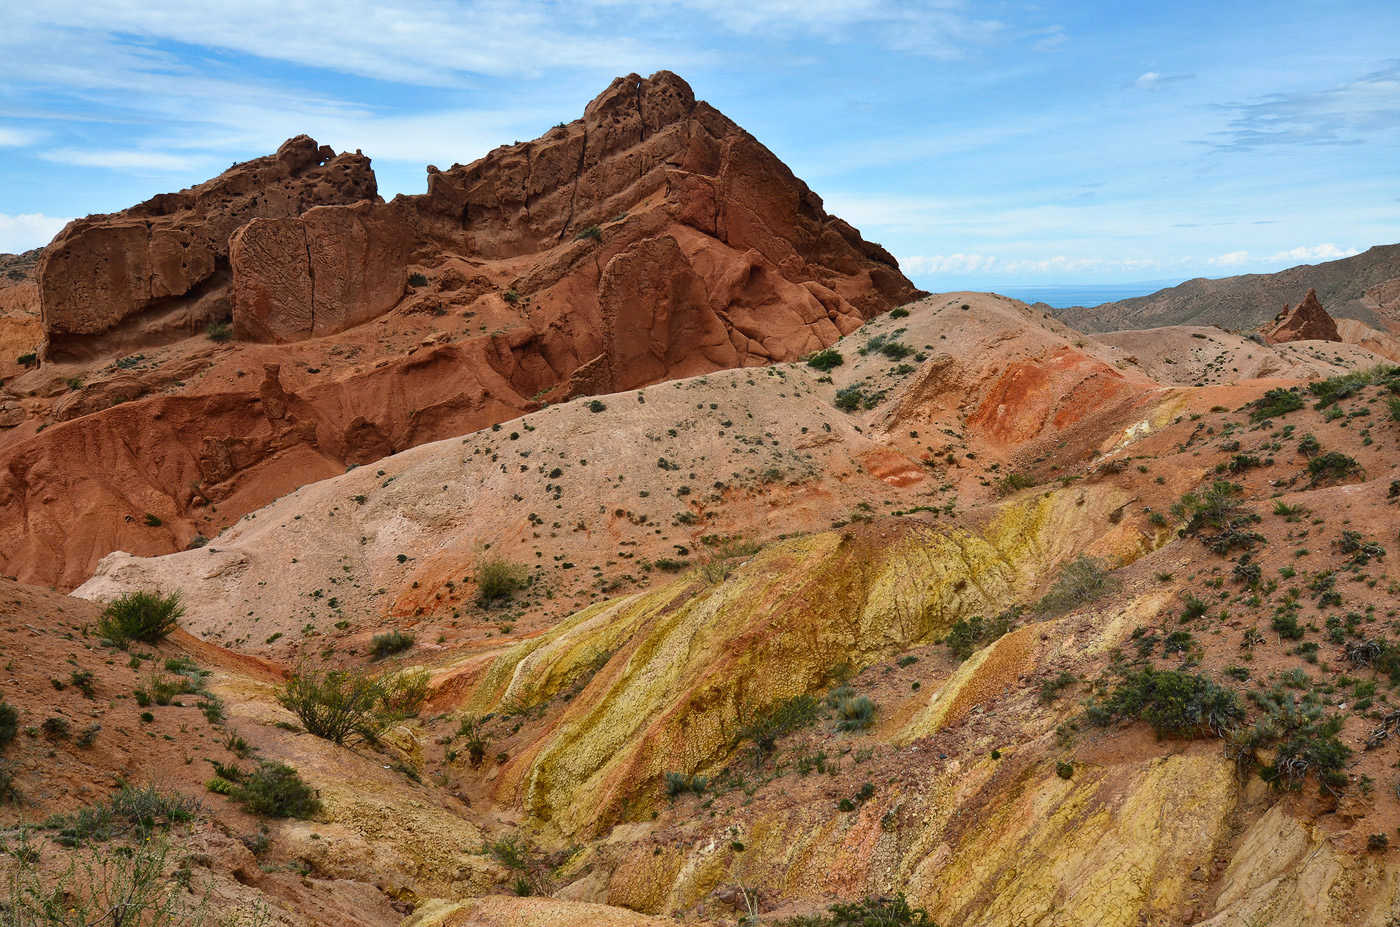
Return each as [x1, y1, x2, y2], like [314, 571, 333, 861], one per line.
[37, 136, 375, 358]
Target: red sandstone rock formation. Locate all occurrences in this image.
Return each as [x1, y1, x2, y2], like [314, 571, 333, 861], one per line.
[37, 137, 376, 359]
[0, 72, 920, 589]
[230, 71, 917, 381]
[1265, 288, 1341, 343]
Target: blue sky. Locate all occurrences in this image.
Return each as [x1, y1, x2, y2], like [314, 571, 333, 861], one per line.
[1, 1, 1396, 290]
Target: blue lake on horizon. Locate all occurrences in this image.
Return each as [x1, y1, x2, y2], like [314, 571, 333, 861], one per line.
[990, 282, 1185, 309]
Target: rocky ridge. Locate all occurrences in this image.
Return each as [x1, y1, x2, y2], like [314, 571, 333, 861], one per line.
[0, 71, 919, 590]
[1050, 242, 1400, 334]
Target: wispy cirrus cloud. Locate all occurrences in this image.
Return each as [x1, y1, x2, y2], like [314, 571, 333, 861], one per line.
[39, 148, 211, 172]
[1132, 71, 1193, 91]
[0, 126, 43, 147]
[1207, 63, 1400, 152]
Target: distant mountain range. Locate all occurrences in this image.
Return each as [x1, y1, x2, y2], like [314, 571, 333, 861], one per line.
[1050, 242, 1400, 334]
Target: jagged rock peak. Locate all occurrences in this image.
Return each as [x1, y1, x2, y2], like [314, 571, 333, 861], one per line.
[1266, 288, 1341, 343]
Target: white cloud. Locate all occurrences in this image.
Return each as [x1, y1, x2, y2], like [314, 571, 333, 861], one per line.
[1264, 243, 1360, 264]
[903, 253, 998, 274]
[1209, 64, 1400, 152]
[1135, 72, 1161, 89]
[1207, 250, 1250, 266]
[0, 126, 43, 147]
[1, 1, 1007, 91]
[1033, 25, 1066, 52]
[39, 148, 210, 172]
[0, 213, 70, 253]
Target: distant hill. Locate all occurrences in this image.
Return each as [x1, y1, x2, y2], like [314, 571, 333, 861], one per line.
[1051, 242, 1400, 333]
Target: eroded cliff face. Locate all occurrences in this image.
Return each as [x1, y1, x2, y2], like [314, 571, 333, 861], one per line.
[229, 70, 916, 382]
[38, 136, 376, 359]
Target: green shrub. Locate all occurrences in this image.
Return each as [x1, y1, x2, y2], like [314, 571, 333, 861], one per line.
[1257, 701, 1350, 795]
[47, 783, 199, 845]
[1172, 481, 1263, 553]
[586, 399, 606, 413]
[575, 225, 602, 242]
[277, 664, 427, 745]
[482, 834, 553, 896]
[943, 608, 1019, 661]
[1039, 671, 1077, 704]
[0, 761, 17, 804]
[834, 386, 864, 411]
[502, 288, 521, 304]
[1179, 593, 1208, 621]
[1034, 556, 1118, 616]
[475, 555, 528, 604]
[994, 472, 1036, 496]
[16, 351, 37, 367]
[1087, 668, 1244, 738]
[96, 590, 184, 647]
[232, 762, 321, 818]
[407, 272, 428, 287]
[1249, 387, 1304, 422]
[879, 340, 914, 360]
[806, 348, 844, 372]
[41, 717, 70, 740]
[456, 715, 489, 767]
[831, 691, 876, 732]
[815, 893, 932, 927]
[1307, 452, 1362, 485]
[205, 320, 232, 343]
[662, 771, 707, 799]
[1308, 365, 1396, 408]
[738, 695, 821, 766]
[889, 307, 910, 319]
[368, 629, 415, 660]
[3, 829, 203, 926]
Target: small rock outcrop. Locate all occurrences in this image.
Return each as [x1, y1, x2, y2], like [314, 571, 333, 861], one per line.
[1264, 288, 1341, 343]
[37, 136, 376, 359]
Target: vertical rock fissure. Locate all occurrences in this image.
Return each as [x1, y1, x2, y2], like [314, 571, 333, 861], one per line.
[557, 128, 588, 243]
[304, 232, 315, 337]
[635, 79, 646, 143]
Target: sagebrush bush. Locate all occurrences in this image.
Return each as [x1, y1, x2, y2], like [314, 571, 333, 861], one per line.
[475, 555, 528, 603]
[369, 629, 415, 659]
[4, 829, 203, 927]
[1308, 364, 1396, 408]
[943, 608, 1020, 661]
[1249, 387, 1304, 422]
[995, 472, 1036, 496]
[805, 348, 844, 371]
[97, 590, 184, 647]
[1034, 556, 1118, 616]
[832, 693, 877, 732]
[1087, 668, 1244, 739]
[739, 695, 821, 765]
[1307, 451, 1362, 485]
[278, 664, 427, 745]
[232, 762, 321, 819]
